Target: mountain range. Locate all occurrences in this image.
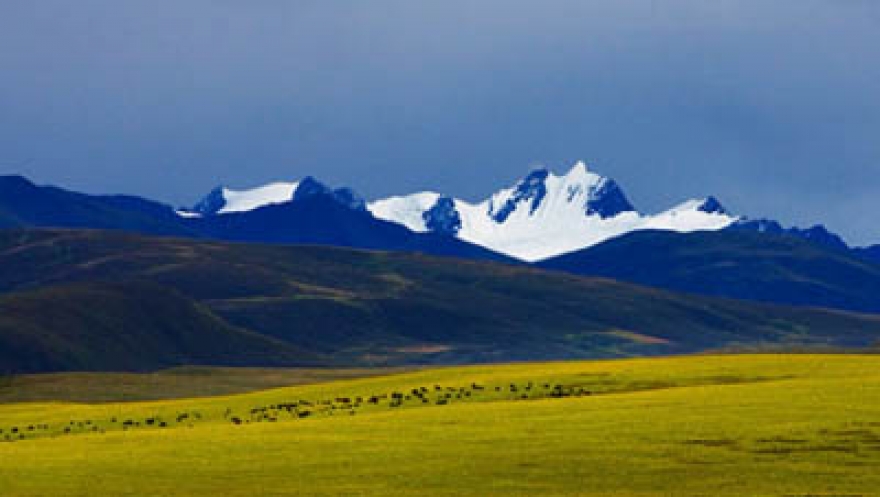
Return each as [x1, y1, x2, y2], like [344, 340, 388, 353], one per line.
[4, 163, 875, 265]
[2, 165, 880, 372]
[177, 162, 739, 262]
[367, 162, 737, 261]
[539, 230, 880, 313]
[175, 161, 876, 263]
[2, 229, 880, 373]
[1, 164, 879, 316]
[0, 174, 509, 263]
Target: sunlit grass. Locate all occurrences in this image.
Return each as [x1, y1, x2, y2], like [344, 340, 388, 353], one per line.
[1, 354, 878, 496]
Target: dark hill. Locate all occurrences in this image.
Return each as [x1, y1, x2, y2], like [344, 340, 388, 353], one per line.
[1, 229, 880, 372]
[0, 175, 192, 235]
[0, 281, 320, 373]
[539, 230, 880, 313]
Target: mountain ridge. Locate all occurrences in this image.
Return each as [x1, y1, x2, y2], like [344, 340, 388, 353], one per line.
[0, 175, 511, 263]
[3, 167, 870, 265]
[2, 228, 880, 373]
[186, 163, 862, 263]
[367, 162, 738, 261]
[539, 229, 880, 314]
[174, 162, 740, 261]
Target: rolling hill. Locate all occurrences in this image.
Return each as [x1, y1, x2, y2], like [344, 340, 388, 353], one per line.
[1, 228, 880, 372]
[0, 281, 322, 373]
[539, 229, 880, 313]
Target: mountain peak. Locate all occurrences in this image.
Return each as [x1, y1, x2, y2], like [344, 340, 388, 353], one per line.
[191, 186, 227, 216]
[561, 160, 591, 180]
[0, 175, 37, 188]
[583, 177, 635, 218]
[186, 176, 368, 217]
[189, 181, 299, 216]
[696, 196, 727, 215]
[486, 162, 636, 223]
[330, 187, 367, 211]
[798, 224, 849, 250]
[521, 167, 551, 187]
[553, 161, 635, 218]
[423, 196, 462, 235]
[293, 176, 366, 211]
[291, 176, 328, 200]
[488, 169, 550, 223]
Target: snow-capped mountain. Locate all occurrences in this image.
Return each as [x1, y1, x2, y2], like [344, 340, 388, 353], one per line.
[182, 177, 366, 217]
[179, 162, 738, 261]
[0, 168, 869, 267]
[188, 182, 299, 216]
[368, 162, 737, 261]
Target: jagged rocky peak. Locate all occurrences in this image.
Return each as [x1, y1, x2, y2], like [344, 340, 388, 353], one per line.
[488, 168, 550, 223]
[186, 181, 300, 216]
[331, 187, 367, 211]
[423, 196, 462, 235]
[796, 224, 849, 250]
[185, 176, 367, 217]
[488, 161, 636, 223]
[672, 196, 734, 217]
[563, 161, 636, 218]
[584, 177, 635, 218]
[191, 186, 227, 216]
[695, 196, 728, 215]
[293, 176, 366, 211]
[730, 218, 849, 251]
[291, 176, 327, 200]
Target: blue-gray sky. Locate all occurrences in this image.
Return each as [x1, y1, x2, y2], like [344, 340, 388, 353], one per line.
[1, 1, 878, 244]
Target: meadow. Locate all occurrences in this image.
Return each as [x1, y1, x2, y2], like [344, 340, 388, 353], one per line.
[0, 366, 414, 403]
[1, 354, 879, 496]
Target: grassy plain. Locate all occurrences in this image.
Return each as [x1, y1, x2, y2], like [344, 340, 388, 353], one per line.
[1, 354, 879, 496]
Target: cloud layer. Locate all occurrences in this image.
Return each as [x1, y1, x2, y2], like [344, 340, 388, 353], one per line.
[1, 1, 878, 243]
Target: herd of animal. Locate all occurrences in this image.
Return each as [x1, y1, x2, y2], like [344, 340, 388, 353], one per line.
[0, 380, 594, 443]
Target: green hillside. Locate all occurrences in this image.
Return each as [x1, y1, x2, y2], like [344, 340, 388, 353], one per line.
[1, 229, 880, 372]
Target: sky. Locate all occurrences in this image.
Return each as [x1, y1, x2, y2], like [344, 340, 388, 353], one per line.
[0, 1, 878, 244]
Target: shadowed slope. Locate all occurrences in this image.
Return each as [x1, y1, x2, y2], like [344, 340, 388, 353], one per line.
[0, 281, 321, 373]
[540, 229, 880, 313]
[1, 229, 880, 372]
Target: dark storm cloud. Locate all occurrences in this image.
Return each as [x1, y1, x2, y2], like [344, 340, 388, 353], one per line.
[0, 1, 878, 243]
